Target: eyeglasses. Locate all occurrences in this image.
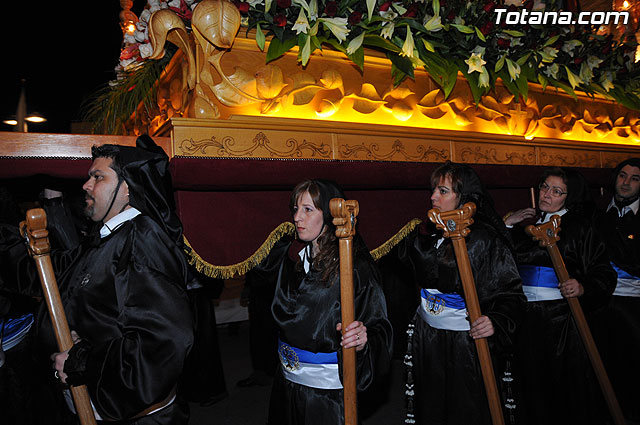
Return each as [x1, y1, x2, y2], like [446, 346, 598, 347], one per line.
[538, 182, 567, 197]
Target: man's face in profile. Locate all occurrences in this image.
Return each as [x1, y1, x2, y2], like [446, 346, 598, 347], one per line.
[82, 157, 129, 223]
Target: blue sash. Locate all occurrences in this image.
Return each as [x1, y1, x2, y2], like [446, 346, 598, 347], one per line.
[612, 263, 640, 281]
[278, 340, 338, 364]
[518, 265, 559, 288]
[1, 313, 33, 351]
[421, 289, 466, 309]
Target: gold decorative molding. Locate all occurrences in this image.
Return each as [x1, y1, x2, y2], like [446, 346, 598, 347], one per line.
[177, 131, 331, 159]
[337, 139, 449, 162]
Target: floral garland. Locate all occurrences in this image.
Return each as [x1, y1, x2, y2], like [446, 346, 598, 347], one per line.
[116, 0, 640, 113]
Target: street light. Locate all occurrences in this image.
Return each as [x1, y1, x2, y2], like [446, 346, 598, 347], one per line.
[2, 80, 46, 132]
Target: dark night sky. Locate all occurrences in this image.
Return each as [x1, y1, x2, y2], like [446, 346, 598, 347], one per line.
[0, 2, 129, 134]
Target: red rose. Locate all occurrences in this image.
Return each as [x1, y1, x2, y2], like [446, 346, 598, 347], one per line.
[324, 1, 338, 17]
[497, 38, 511, 48]
[379, 1, 392, 12]
[120, 44, 140, 61]
[348, 11, 363, 25]
[573, 57, 583, 65]
[403, 3, 419, 18]
[447, 10, 456, 20]
[480, 20, 494, 36]
[277, 0, 291, 8]
[483, 1, 496, 13]
[233, 1, 250, 14]
[169, 0, 193, 20]
[274, 13, 287, 26]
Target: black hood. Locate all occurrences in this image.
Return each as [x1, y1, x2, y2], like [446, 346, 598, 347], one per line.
[99, 135, 183, 247]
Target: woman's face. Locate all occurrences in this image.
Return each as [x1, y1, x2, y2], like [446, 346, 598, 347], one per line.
[431, 175, 460, 212]
[293, 191, 325, 244]
[538, 175, 567, 213]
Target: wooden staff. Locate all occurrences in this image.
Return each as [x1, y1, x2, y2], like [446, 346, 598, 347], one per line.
[330, 197, 359, 425]
[530, 187, 536, 209]
[525, 216, 625, 425]
[21, 208, 97, 425]
[428, 202, 505, 425]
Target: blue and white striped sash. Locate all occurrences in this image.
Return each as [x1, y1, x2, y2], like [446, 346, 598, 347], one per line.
[278, 340, 342, 389]
[518, 265, 562, 301]
[418, 289, 470, 331]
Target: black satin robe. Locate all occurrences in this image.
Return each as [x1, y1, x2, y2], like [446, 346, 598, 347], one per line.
[397, 221, 525, 425]
[594, 206, 640, 422]
[512, 211, 616, 425]
[267, 242, 393, 425]
[1, 215, 194, 424]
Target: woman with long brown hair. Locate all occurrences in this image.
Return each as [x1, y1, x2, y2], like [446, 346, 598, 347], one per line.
[265, 179, 392, 425]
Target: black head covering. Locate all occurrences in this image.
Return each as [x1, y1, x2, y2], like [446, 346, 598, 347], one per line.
[563, 168, 595, 216]
[93, 135, 183, 247]
[432, 161, 513, 249]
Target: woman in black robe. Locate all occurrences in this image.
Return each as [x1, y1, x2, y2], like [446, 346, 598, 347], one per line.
[504, 167, 616, 425]
[396, 162, 525, 425]
[266, 179, 393, 425]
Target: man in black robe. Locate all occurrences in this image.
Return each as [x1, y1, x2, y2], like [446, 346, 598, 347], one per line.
[594, 157, 640, 424]
[4, 136, 194, 424]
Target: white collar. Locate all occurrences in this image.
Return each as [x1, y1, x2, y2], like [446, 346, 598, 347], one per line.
[100, 207, 141, 238]
[606, 197, 639, 218]
[537, 208, 568, 224]
[297, 245, 312, 274]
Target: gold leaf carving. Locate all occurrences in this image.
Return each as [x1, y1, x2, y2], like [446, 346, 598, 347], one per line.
[320, 70, 344, 93]
[255, 65, 288, 99]
[178, 132, 331, 158]
[212, 66, 259, 106]
[339, 140, 449, 162]
[192, 0, 241, 49]
[540, 151, 598, 166]
[349, 84, 385, 114]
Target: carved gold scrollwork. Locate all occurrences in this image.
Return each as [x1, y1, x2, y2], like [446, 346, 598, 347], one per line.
[178, 132, 331, 158]
[339, 139, 449, 162]
[459, 147, 535, 164]
[540, 151, 599, 167]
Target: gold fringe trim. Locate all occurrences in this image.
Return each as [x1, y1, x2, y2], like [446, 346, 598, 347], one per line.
[184, 222, 295, 279]
[369, 218, 422, 261]
[184, 218, 422, 278]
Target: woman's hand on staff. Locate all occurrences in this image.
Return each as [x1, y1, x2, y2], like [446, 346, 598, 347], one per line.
[337, 321, 367, 352]
[559, 278, 584, 298]
[503, 208, 536, 226]
[469, 315, 494, 339]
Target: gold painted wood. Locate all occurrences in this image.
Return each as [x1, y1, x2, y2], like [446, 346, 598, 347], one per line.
[428, 202, 504, 425]
[330, 198, 359, 425]
[525, 216, 625, 425]
[21, 209, 97, 425]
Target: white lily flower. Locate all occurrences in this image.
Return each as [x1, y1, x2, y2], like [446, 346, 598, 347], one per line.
[540, 47, 558, 63]
[565, 66, 584, 88]
[168, 0, 181, 7]
[599, 71, 615, 92]
[478, 67, 491, 88]
[292, 8, 310, 34]
[319, 17, 350, 42]
[424, 15, 443, 32]
[124, 33, 137, 44]
[309, 0, 318, 21]
[543, 63, 560, 79]
[473, 46, 486, 56]
[347, 32, 365, 55]
[139, 43, 154, 58]
[401, 28, 415, 58]
[381, 22, 395, 39]
[247, 0, 264, 5]
[506, 58, 521, 81]
[561, 40, 583, 57]
[586, 55, 603, 70]
[465, 53, 486, 74]
[453, 16, 465, 25]
[380, 9, 398, 21]
[579, 62, 593, 83]
[292, 0, 311, 12]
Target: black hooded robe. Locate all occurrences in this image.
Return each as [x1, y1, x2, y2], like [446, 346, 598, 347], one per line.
[396, 220, 524, 425]
[511, 211, 616, 425]
[266, 241, 393, 425]
[594, 203, 640, 422]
